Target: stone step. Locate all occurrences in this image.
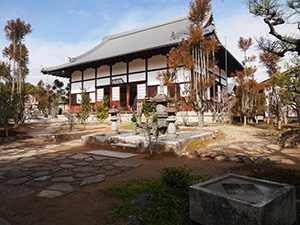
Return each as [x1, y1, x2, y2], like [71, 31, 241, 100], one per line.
[110, 142, 138, 150]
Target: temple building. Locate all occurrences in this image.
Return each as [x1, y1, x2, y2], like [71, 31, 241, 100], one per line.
[41, 13, 242, 111]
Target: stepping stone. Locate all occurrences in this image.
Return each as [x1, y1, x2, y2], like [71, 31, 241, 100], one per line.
[0, 166, 22, 172]
[73, 167, 98, 173]
[18, 157, 36, 162]
[26, 180, 53, 188]
[34, 176, 52, 182]
[80, 174, 106, 186]
[92, 156, 108, 161]
[112, 161, 142, 168]
[102, 165, 115, 170]
[86, 150, 138, 159]
[69, 154, 89, 160]
[31, 166, 56, 172]
[44, 145, 60, 149]
[92, 161, 111, 167]
[10, 171, 32, 178]
[84, 157, 94, 162]
[37, 190, 65, 199]
[60, 164, 75, 169]
[57, 159, 74, 164]
[74, 172, 102, 179]
[53, 170, 74, 177]
[31, 171, 53, 178]
[71, 161, 89, 166]
[5, 177, 32, 185]
[47, 183, 77, 193]
[0, 217, 10, 225]
[0, 176, 8, 183]
[23, 163, 41, 168]
[103, 169, 123, 176]
[51, 176, 75, 182]
[0, 187, 35, 199]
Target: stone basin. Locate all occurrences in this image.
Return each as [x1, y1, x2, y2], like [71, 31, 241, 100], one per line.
[189, 173, 296, 225]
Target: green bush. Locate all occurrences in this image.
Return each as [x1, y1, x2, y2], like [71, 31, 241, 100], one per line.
[102, 167, 206, 224]
[160, 166, 193, 188]
[131, 113, 138, 123]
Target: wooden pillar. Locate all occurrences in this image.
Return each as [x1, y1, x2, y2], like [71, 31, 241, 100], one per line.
[145, 58, 148, 97]
[126, 61, 130, 108]
[69, 72, 72, 111]
[109, 65, 112, 108]
[95, 67, 97, 108]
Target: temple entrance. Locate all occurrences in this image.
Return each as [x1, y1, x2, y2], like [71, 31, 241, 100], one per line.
[104, 87, 110, 108]
[120, 85, 127, 107]
[130, 84, 137, 107]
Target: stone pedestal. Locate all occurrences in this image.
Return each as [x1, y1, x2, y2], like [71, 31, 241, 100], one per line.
[108, 108, 119, 135]
[132, 122, 137, 135]
[165, 107, 178, 139]
[189, 173, 296, 225]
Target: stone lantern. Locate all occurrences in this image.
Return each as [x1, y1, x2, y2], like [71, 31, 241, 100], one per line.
[150, 76, 173, 134]
[108, 108, 119, 135]
[165, 107, 178, 139]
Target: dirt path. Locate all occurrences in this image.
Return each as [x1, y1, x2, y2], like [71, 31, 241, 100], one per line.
[0, 123, 299, 225]
[196, 124, 300, 168]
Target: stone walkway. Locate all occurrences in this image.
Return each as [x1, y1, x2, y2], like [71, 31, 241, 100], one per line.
[0, 138, 141, 199]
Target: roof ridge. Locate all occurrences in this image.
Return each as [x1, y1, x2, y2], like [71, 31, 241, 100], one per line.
[71, 14, 190, 63]
[107, 14, 189, 41]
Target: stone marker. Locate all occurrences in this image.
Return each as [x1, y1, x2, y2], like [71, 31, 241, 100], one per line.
[189, 173, 296, 225]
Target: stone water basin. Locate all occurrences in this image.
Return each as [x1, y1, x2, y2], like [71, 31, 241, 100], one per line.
[189, 173, 296, 225]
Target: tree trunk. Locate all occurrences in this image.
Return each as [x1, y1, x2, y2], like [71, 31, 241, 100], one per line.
[278, 117, 282, 130]
[296, 109, 300, 127]
[197, 111, 204, 127]
[284, 110, 287, 126]
[244, 115, 247, 126]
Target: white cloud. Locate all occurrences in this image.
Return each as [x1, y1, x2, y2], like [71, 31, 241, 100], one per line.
[24, 36, 99, 85]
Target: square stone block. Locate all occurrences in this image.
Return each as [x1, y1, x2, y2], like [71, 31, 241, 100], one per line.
[189, 173, 296, 225]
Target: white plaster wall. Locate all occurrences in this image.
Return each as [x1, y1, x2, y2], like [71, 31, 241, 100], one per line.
[180, 83, 190, 97]
[112, 75, 127, 83]
[84, 68, 95, 80]
[148, 70, 163, 85]
[129, 72, 145, 82]
[112, 86, 120, 101]
[112, 62, 126, 75]
[71, 82, 82, 94]
[83, 80, 95, 92]
[97, 65, 110, 78]
[177, 68, 190, 82]
[97, 88, 104, 102]
[129, 58, 145, 73]
[76, 93, 82, 104]
[221, 69, 227, 78]
[137, 84, 146, 100]
[148, 55, 166, 70]
[71, 71, 82, 82]
[97, 78, 110, 86]
[157, 85, 168, 95]
[89, 92, 96, 103]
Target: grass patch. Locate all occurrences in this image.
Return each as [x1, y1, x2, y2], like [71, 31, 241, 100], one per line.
[122, 124, 133, 130]
[102, 166, 206, 224]
[187, 139, 207, 150]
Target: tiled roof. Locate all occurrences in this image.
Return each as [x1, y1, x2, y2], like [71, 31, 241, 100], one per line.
[42, 13, 213, 73]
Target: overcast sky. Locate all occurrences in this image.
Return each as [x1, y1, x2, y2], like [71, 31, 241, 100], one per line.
[0, 0, 298, 86]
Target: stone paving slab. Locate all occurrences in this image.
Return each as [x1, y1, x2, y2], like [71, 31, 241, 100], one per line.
[80, 174, 106, 186]
[0, 137, 142, 199]
[86, 150, 138, 159]
[37, 190, 66, 199]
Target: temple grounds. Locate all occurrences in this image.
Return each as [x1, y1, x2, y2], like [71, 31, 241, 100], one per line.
[0, 122, 300, 224]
